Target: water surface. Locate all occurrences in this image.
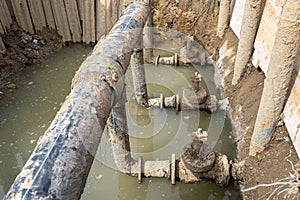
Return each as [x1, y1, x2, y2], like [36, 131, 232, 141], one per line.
[0, 44, 241, 199]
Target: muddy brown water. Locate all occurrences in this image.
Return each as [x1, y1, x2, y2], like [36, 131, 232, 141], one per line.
[0, 44, 241, 199]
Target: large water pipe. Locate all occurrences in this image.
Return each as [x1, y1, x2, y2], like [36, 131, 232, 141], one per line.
[4, 3, 150, 200]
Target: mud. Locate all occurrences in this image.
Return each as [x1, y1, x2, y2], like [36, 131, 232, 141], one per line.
[154, 0, 299, 199]
[153, 0, 220, 53]
[0, 22, 64, 103]
[217, 29, 299, 200]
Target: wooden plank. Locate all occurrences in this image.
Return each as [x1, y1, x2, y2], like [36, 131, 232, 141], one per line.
[77, 0, 84, 20]
[229, 0, 246, 38]
[64, 0, 82, 42]
[105, 0, 119, 33]
[10, 0, 34, 33]
[105, 0, 112, 32]
[252, 0, 285, 73]
[96, 0, 106, 40]
[119, 0, 124, 18]
[284, 49, 300, 158]
[111, 0, 119, 25]
[50, 0, 72, 42]
[0, 34, 5, 52]
[42, 0, 56, 29]
[0, 0, 12, 31]
[27, 0, 47, 31]
[0, 21, 5, 35]
[83, 0, 95, 44]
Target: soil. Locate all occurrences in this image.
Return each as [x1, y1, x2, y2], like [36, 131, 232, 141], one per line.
[219, 29, 300, 200]
[0, 22, 64, 103]
[153, 0, 220, 54]
[154, 0, 299, 199]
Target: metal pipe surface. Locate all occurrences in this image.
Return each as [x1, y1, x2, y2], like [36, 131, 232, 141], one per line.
[5, 3, 149, 200]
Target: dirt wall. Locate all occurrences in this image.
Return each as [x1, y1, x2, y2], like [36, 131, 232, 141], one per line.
[0, 23, 63, 103]
[152, 0, 299, 199]
[153, 0, 220, 53]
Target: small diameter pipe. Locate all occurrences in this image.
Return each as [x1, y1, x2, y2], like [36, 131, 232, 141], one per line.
[4, 3, 150, 200]
[131, 45, 148, 106]
[155, 53, 178, 66]
[107, 80, 133, 175]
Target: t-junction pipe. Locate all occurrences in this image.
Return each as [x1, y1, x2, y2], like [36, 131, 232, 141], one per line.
[4, 3, 150, 200]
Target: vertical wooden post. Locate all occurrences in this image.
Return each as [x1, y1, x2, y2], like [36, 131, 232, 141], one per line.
[42, 0, 56, 30]
[83, 0, 95, 44]
[217, 0, 231, 39]
[249, 0, 300, 156]
[0, 0, 12, 33]
[11, 0, 35, 34]
[111, 0, 119, 26]
[105, 0, 112, 32]
[27, 0, 47, 32]
[65, 0, 82, 42]
[0, 34, 5, 52]
[77, 0, 84, 21]
[232, 0, 263, 85]
[0, 22, 4, 34]
[51, 0, 72, 42]
[96, 0, 106, 39]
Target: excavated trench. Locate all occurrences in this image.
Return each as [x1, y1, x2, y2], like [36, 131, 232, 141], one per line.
[0, 37, 242, 200]
[0, 0, 270, 199]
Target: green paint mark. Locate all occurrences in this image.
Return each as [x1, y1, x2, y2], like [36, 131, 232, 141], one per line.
[81, 61, 115, 71]
[105, 63, 115, 70]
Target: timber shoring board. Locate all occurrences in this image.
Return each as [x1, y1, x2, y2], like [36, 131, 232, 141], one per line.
[0, 0, 12, 32]
[105, 0, 119, 33]
[42, 0, 56, 29]
[105, 0, 112, 32]
[0, 34, 5, 52]
[65, 0, 82, 42]
[83, 0, 95, 44]
[50, 0, 72, 42]
[11, 0, 34, 33]
[0, 21, 5, 35]
[111, 0, 119, 26]
[77, 0, 84, 20]
[119, 0, 124, 18]
[96, 0, 106, 39]
[27, 0, 47, 32]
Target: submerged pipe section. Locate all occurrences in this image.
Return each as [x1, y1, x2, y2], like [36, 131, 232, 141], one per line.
[107, 78, 134, 175]
[131, 37, 148, 106]
[5, 3, 150, 200]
